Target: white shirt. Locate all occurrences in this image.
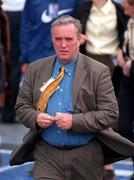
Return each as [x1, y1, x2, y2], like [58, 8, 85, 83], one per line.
[2, 0, 26, 11]
[86, 0, 119, 55]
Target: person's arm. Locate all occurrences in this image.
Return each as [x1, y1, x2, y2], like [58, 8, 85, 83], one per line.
[116, 48, 126, 67]
[72, 66, 119, 134]
[19, 0, 34, 65]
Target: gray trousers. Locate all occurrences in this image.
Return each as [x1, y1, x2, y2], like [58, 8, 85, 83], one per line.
[33, 139, 104, 180]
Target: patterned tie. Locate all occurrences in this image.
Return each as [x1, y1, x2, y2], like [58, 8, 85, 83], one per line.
[37, 66, 65, 112]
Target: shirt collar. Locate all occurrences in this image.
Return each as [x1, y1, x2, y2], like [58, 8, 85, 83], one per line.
[91, 0, 113, 15]
[53, 58, 77, 77]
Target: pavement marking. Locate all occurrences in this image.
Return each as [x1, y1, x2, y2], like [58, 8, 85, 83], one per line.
[115, 169, 133, 176]
[0, 149, 12, 154]
[0, 149, 33, 173]
[0, 162, 34, 173]
[115, 160, 133, 165]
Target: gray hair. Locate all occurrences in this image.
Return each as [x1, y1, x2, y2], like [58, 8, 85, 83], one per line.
[51, 15, 82, 38]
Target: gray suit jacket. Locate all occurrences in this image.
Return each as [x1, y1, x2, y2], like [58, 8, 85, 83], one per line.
[9, 53, 134, 165]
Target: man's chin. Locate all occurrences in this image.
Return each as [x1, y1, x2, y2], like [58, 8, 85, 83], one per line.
[59, 57, 71, 64]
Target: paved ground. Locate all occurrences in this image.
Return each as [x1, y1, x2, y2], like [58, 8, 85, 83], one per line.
[0, 122, 28, 149]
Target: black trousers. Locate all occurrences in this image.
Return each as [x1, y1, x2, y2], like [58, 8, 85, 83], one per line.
[118, 76, 134, 143]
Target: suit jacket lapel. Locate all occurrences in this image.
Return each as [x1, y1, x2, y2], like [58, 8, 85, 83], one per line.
[73, 53, 87, 107]
[41, 56, 56, 83]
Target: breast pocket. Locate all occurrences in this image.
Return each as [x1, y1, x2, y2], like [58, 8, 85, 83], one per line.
[76, 87, 96, 113]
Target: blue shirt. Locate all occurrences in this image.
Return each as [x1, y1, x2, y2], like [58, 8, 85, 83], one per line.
[41, 58, 94, 147]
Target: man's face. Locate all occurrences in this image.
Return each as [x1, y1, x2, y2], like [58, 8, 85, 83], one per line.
[52, 24, 81, 64]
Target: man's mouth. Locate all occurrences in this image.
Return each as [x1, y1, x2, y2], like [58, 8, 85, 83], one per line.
[60, 50, 68, 53]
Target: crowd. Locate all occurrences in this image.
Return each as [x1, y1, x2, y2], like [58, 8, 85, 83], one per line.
[0, 0, 134, 180]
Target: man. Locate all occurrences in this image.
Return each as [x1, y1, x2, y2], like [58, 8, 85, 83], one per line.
[17, 0, 84, 175]
[10, 15, 134, 180]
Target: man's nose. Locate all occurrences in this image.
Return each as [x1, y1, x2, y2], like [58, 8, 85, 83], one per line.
[61, 39, 67, 47]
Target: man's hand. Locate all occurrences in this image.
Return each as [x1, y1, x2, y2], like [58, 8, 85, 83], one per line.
[54, 112, 73, 130]
[36, 113, 54, 128]
[122, 0, 134, 17]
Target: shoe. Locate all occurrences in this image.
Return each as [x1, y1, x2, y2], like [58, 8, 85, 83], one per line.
[103, 169, 115, 180]
[131, 173, 134, 180]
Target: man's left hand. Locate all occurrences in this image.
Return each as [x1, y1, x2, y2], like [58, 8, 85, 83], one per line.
[54, 112, 73, 130]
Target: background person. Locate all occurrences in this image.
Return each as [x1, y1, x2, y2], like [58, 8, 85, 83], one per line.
[75, 0, 127, 75]
[75, 0, 129, 100]
[19, 0, 82, 76]
[0, 0, 11, 122]
[75, 0, 128, 178]
[1, 0, 26, 122]
[0, 0, 10, 167]
[116, 0, 134, 179]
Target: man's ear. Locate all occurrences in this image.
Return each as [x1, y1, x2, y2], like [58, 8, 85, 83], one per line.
[80, 34, 88, 45]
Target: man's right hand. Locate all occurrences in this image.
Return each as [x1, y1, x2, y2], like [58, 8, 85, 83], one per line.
[36, 113, 54, 128]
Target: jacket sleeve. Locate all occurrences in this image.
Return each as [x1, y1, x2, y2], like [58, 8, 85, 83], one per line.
[19, 0, 35, 64]
[15, 63, 39, 131]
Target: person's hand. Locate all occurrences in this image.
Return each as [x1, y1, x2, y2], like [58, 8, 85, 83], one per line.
[36, 113, 54, 128]
[21, 63, 29, 75]
[116, 49, 125, 67]
[80, 34, 88, 45]
[54, 112, 73, 130]
[122, 59, 132, 77]
[122, 0, 134, 17]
